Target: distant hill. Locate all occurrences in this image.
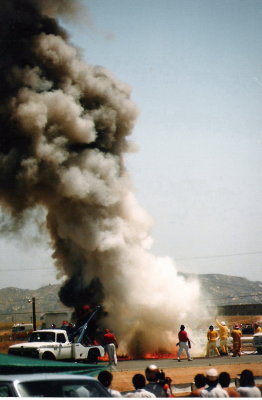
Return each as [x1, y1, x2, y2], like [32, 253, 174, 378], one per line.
[0, 285, 70, 323]
[179, 272, 262, 306]
[0, 274, 261, 323]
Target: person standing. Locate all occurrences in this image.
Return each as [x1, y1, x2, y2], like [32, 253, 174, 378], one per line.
[231, 324, 242, 357]
[200, 368, 228, 397]
[237, 369, 261, 397]
[218, 372, 240, 397]
[177, 325, 193, 362]
[125, 374, 156, 397]
[103, 328, 118, 366]
[206, 325, 220, 357]
[215, 319, 229, 355]
[144, 364, 167, 398]
[98, 370, 121, 397]
[190, 374, 206, 397]
[254, 322, 262, 334]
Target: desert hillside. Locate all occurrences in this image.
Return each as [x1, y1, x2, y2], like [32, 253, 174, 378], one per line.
[0, 273, 261, 323]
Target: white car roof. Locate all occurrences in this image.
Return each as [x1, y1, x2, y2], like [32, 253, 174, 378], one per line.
[33, 329, 67, 334]
[0, 373, 97, 382]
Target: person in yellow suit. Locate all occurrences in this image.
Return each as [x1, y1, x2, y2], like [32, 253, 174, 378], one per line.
[254, 322, 262, 334]
[215, 319, 229, 355]
[231, 324, 242, 357]
[206, 325, 220, 357]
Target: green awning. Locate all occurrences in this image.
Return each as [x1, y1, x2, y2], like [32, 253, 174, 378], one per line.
[0, 353, 106, 376]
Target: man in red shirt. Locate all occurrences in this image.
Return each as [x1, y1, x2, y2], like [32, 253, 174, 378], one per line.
[177, 325, 193, 362]
[103, 328, 118, 366]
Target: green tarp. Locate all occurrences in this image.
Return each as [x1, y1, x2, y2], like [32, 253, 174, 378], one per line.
[0, 353, 106, 376]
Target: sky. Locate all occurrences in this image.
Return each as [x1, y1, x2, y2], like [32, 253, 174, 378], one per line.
[0, 0, 262, 289]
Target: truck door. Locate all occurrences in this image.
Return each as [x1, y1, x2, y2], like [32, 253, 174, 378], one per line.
[56, 333, 72, 359]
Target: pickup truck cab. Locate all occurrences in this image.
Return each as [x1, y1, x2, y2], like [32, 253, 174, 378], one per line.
[253, 332, 262, 354]
[8, 329, 105, 363]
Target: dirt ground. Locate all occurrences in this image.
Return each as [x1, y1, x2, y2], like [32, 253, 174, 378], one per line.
[113, 315, 262, 393]
[112, 361, 262, 393]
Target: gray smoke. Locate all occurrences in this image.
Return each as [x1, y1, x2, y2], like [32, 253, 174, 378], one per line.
[0, 0, 209, 357]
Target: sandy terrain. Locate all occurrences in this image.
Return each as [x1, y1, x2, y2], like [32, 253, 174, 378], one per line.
[112, 315, 262, 393]
[112, 361, 262, 393]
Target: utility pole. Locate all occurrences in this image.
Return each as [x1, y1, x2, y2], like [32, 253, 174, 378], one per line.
[27, 297, 36, 330]
[32, 297, 36, 331]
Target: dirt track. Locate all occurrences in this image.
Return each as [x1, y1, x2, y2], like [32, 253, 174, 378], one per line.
[112, 360, 262, 393]
[112, 315, 262, 392]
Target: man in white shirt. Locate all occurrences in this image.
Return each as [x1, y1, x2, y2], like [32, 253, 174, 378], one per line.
[98, 370, 121, 397]
[201, 368, 228, 398]
[125, 374, 156, 398]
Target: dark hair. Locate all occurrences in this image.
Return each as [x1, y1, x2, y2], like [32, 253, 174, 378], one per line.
[239, 369, 255, 387]
[180, 325, 185, 330]
[209, 325, 213, 329]
[219, 372, 231, 388]
[132, 374, 146, 389]
[98, 370, 113, 388]
[145, 365, 160, 382]
[194, 374, 206, 389]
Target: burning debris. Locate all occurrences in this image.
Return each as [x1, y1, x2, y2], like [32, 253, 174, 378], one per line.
[0, 0, 209, 357]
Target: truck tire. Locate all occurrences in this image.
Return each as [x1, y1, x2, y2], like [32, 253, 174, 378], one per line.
[42, 352, 56, 360]
[86, 348, 99, 364]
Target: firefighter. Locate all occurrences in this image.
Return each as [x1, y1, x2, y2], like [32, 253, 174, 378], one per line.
[254, 322, 262, 334]
[215, 319, 229, 355]
[103, 328, 118, 366]
[206, 325, 220, 357]
[231, 324, 242, 357]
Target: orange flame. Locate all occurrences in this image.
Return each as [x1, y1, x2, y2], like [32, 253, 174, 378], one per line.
[144, 351, 177, 359]
[100, 351, 178, 361]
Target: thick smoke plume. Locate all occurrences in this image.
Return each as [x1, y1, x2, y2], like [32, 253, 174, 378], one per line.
[0, 0, 209, 356]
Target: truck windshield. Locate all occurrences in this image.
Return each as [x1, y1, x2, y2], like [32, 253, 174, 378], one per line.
[29, 332, 56, 342]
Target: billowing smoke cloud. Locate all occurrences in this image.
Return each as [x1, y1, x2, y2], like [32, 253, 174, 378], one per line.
[0, 0, 210, 356]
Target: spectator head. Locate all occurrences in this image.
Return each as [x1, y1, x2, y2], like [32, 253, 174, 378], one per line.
[209, 325, 214, 330]
[239, 369, 255, 387]
[145, 364, 160, 382]
[221, 321, 226, 326]
[206, 368, 219, 387]
[180, 325, 185, 330]
[219, 372, 231, 388]
[98, 370, 113, 388]
[132, 374, 146, 389]
[194, 374, 206, 389]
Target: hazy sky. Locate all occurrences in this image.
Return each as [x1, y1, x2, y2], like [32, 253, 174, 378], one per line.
[1, 0, 261, 289]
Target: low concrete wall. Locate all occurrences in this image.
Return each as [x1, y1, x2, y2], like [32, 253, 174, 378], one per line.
[216, 304, 262, 316]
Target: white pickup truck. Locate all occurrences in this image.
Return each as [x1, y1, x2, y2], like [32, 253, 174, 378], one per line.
[8, 328, 105, 363]
[253, 332, 262, 354]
